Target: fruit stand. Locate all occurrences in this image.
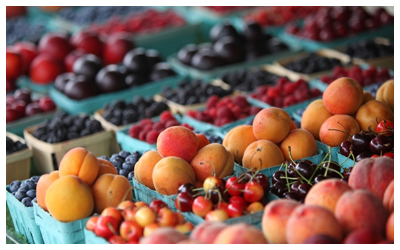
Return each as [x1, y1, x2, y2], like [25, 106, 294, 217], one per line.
[6, 6, 394, 244]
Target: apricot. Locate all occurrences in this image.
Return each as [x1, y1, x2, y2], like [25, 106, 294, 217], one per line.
[190, 143, 234, 182]
[134, 150, 163, 190]
[319, 114, 360, 147]
[252, 107, 292, 143]
[280, 128, 318, 161]
[304, 179, 352, 214]
[152, 156, 196, 195]
[289, 120, 297, 130]
[383, 180, 394, 213]
[322, 77, 364, 115]
[286, 204, 343, 244]
[92, 173, 133, 214]
[190, 221, 228, 244]
[242, 140, 285, 171]
[362, 91, 374, 104]
[348, 157, 394, 201]
[355, 100, 394, 132]
[96, 158, 118, 178]
[157, 126, 199, 162]
[45, 175, 94, 222]
[58, 147, 99, 186]
[376, 79, 394, 111]
[301, 99, 333, 140]
[262, 199, 299, 244]
[195, 133, 210, 151]
[334, 189, 389, 235]
[36, 170, 60, 211]
[386, 211, 394, 242]
[222, 125, 257, 165]
[213, 223, 268, 244]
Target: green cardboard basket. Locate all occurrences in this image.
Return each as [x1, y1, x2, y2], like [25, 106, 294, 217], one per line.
[84, 229, 109, 244]
[6, 110, 58, 137]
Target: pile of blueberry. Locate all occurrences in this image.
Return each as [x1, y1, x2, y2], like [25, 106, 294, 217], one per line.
[220, 68, 281, 92]
[98, 150, 142, 181]
[344, 39, 394, 59]
[9, 176, 40, 207]
[32, 111, 104, 144]
[102, 97, 170, 126]
[6, 136, 28, 155]
[284, 53, 343, 74]
[57, 6, 147, 26]
[6, 16, 46, 45]
[161, 79, 233, 105]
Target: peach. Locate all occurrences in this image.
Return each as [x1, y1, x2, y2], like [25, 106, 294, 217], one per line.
[383, 180, 394, 213]
[157, 126, 199, 162]
[355, 100, 394, 132]
[286, 204, 343, 244]
[91, 173, 133, 214]
[376, 79, 394, 111]
[304, 179, 352, 214]
[139, 227, 188, 244]
[348, 157, 394, 201]
[343, 228, 384, 244]
[280, 128, 318, 161]
[386, 211, 394, 242]
[261, 199, 299, 244]
[213, 223, 268, 244]
[322, 77, 364, 115]
[152, 156, 196, 195]
[190, 221, 228, 244]
[252, 107, 292, 143]
[223, 125, 257, 164]
[301, 99, 333, 140]
[319, 114, 360, 147]
[362, 91, 374, 104]
[176, 239, 200, 244]
[58, 147, 99, 186]
[134, 150, 163, 190]
[242, 140, 285, 172]
[96, 158, 118, 178]
[36, 170, 60, 211]
[190, 143, 234, 182]
[45, 175, 94, 222]
[289, 119, 297, 130]
[195, 133, 210, 151]
[334, 189, 389, 235]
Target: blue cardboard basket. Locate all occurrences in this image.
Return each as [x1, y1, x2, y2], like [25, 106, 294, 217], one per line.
[6, 186, 44, 244]
[16, 76, 54, 95]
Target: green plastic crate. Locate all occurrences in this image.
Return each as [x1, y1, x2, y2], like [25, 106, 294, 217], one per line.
[84, 229, 109, 244]
[16, 76, 54, 95]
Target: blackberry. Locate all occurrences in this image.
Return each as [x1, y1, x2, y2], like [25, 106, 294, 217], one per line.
[112, 109, 123, 119]
[47, 135, 62, 144]
[80, 128, 92, 137]
[68, 125, 81, 133]
[6, 149, 14, 155]
[62, 116, 75, 126]
[55, 128, 68, 140]
[145, 102, 169, 117]
[132, 96, 146, 106]
[39, 134, 49, 142]
[15, 141, 28, 151]
[102, 110, 114, 121]
[87, 120, 103, 133]
[122, 110, 137, 125]
[6, 137, 13, 151]
[110, 100, 126, 110]
[109, 116, 122, 126]
[33, 125, 48, 139]
[53, 111, 68, 121]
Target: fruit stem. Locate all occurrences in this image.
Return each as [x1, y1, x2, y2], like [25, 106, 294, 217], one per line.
[200, 161, 216, 177]
[292, 167, 313, 185]
[287, 146, 296, 165]
[107, 222, 118, 236]
[320, 164, 344, 179]
[284, 163, 291, 192]
[323, 147, 332, 177]
[249, 147, 262, 173]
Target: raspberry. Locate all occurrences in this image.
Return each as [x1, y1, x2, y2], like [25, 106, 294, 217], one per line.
[231, 105, 242, 119]
[206, 95, 220, 109]
[274, 96, 283, 107]
[237, 113, 249, 120]
[128, 125, 141, 139]
[377, 68, 390, 82]
[256, 85, 269, 95]
[152, 122, 165, 131]
[249, 106, 262, 115]
[249, 93, 257, 98]
[181, 123, 194, 130]
[276, 77, 288, 88]
[294, 79, 308, 90]
[333, 65, 346, 78]
[140, 118, 153, 126]
[267, 87, 280, 99]
[218, 117, 234, 126]
[283, 82, 297, 96]
[232, 95, 249, 107]
[216, 106, 234, 119]
[283, 95, 297, 107]
[294, 89, 310, 102]
[165, 119, 180, 128]
[260, 95, 274, 106]
[208, 107, 217, 118]
[320, 75, 332, 84]
[160, 110, 175, 123]
[146, 130, 160, 144]
[186, 110, 198, 119]
[195, 112, 212, 123]
[138, 130, 147, 141]
[310, 88, 322, 97]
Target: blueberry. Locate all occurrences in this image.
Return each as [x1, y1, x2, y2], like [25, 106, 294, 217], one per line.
[111, 156, 124, 168]
[14, 190, 26, 201]
[25, 180, 36, 190]
[119, 169, 129, 177]
[118, 151, 131, 159]
[21, 197, 32, 207]
[110, 154, 120, 161]
[29, 176, 40, 184]
[9, 180, 21, 192]
[125, 155, 138, 164]
[18, 185, 29, 193]
[122, 162, 134, 172]
[98, 155, 110, 161]
[127, 171, 135, 181]
[26, 189, 36, 199]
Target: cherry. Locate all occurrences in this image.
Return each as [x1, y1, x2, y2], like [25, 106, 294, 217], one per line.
[237, 171, 253, 184]
[148, 199, 168, 213]
[208, 186, 230, 204]
[192, 196, 213, 218]
[228, 195, 248, 210]
[297, 183, 312, 200]
[290, 182, 301, 193]
[244, 181, 264, 203]
[313, 175, 328, 184]
[321, 161, 342, 178]
[174, 192, 193, 212]
[225, 176, 244, 196]
[295, 161, 314, 180]
[226, 202, 244, 218]
[355, 151, 373, 162]
[340, 140, 352, 157]
[253, 173, 270, 194]
[351, 132, 374, 156]
[369, 135, 391, 154]
[271, 181, 287, 198]
[177, 183, 197, 196]
[283, 191, 298, 200]
[271, 170, 286, 184]
[376, 120, 394, 137]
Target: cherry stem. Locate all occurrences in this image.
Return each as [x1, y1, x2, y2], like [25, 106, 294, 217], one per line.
[200, 161, 216, 177]
[323, 147, 333, 177]
[320, 164, 344, 179]
[287, 146, 296, 165]
[107, 222, 118, 236]
[284, 163, 291, 192]
[249, 147, 262, 173]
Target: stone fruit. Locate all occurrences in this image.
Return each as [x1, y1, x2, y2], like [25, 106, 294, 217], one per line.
[152, 156, 196, 195]
[96, 158, 118, 178]
[222, 125, 257, 165]
[149, 62, 176, 82]
[322, 77, 364, 115]
[13, 41, 38, 75]
[72, 54, 103, 81]
[70, 31, 104, 58]
[252, 107, 292, 143]
[38, 32, 72, 61]
[139, 227, 188, 244]
[319, 114, 360, 147]
[382, 180, 394, 213]
[362, 91, 374, 104]
[36, 171, 60, 211]
[286, 204, 343, 244]
[343, 228, 383, 244]
[189, 221, 228, 244]
[190, 143, 234, 182]
[376, 79, 394, 111]
[29, 54, 65, 84]
[242, 140, 285, 171]
[213, 36, 245, 64]
[103, 32, 135, 65]
[209, 22, 240, 43]
[134, 150, 163, 190]
[280, 128, 318, 161]
[195, 133, 210, 151]
[38, 96, 56, 112]
[386, 211, 394, 242]
[157, 126, 199, 163]
[91, 173, 133, 214]
[190, 48, 222, 71]
[300, 99, 333, 140]
[58, 147, 100, 187]
[177, 44, 197, 65]
[95, 64, 127, 93]
[64, 49, 86, 73]
[355, 100, 394, 132]
[213, 223, 268, 244]
[45, 175, 94, 222]
[63, 75, 98, 100]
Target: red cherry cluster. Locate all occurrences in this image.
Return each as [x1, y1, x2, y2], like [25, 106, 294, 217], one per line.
[320, 65, 392, 87]
[286, 6, 394, 42]
[249, 77, 322, 108]
[245, 6, 321, 27]
[186, 95, 262, 127]
[175, 171, 270, 221]
[86, 9, 186, 36]
[339, 120, 394, 162]
[128, 110, 194, 144]
[86, 199, 194, 244]
[6, 89, 56, 123]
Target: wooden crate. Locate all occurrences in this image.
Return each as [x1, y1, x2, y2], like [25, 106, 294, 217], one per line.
[6, 132, 32, 185]
[24, 124, 113, 175]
